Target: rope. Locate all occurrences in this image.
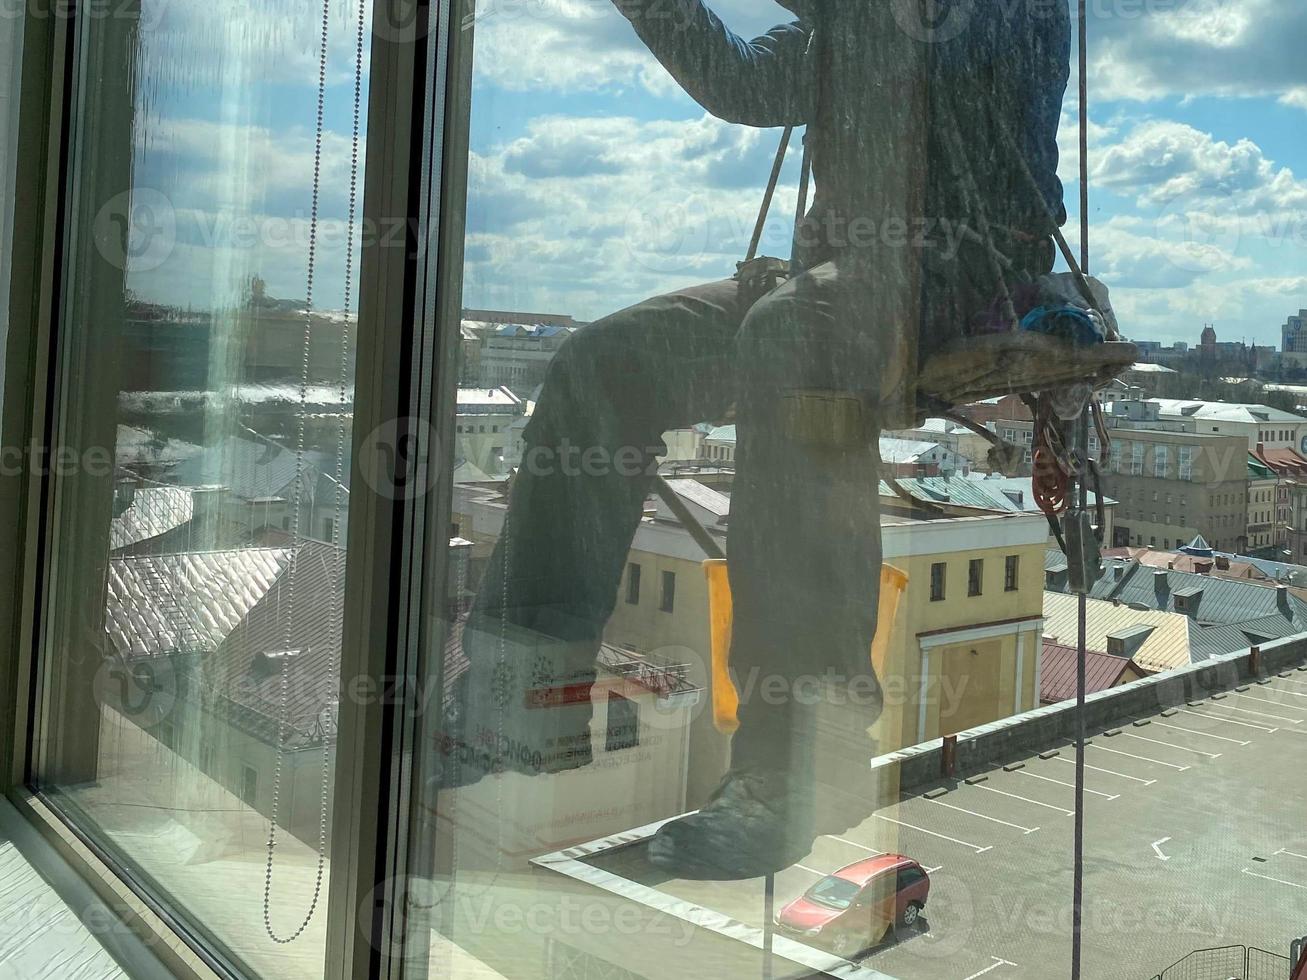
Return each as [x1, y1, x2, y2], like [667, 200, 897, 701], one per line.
[1071, 1, 1090, 977]
[745, 126, 795, 264]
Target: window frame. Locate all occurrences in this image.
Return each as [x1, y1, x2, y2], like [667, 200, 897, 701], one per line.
[930, 561, 946, 602]
[0, 1, 466, 978]
[1004, 554, 1019, 592]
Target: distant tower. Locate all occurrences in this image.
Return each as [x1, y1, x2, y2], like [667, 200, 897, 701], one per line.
[1200, 323, 1217, 353]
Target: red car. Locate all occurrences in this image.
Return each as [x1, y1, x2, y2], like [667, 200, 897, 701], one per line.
[775, 855, 931, 958]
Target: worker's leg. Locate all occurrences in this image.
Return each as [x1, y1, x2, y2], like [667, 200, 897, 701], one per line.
[441, 279, 744, 787]
[650, 259, 890, 877]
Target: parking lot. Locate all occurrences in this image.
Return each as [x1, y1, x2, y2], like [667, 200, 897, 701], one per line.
[583, 667, 1307, 979]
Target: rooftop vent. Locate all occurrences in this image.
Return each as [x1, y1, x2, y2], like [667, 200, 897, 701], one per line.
[251, 649, 303, 680]
[1107, 624, 1155, 659]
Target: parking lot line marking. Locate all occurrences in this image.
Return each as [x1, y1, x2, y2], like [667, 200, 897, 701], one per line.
[917, 795, 1040, 834]
[1088, 743, 1189, 771]
[962, 956, 1017, 979]
[873, 813, 992, 853]
[1233, 690, 1307, 706]
[1052, 756, 1156, 784]
[1121, 731, 1221, 759]
[1241, 868, 1307, 890]
[974, 783, 1074, 815]
[1177, 708, 1277, 732]
[1276, 848, 1307, 862]
[1151, 721, 1251, 745]
[1270, 677, 1307, 690]
[795, 864, 826, 876]
[1196, 702, 1303, 724]
[925, 864, 944, 874]
[1016, 769, 1118, 799]
[825, 836, 883, 855]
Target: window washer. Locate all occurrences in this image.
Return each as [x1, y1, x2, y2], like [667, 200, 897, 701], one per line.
[441, 0, 1082, 880]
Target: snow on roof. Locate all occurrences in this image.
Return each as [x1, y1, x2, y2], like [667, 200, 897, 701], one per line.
[879, 437, 946, 463]
[1149, 398, 1306, 424]
[1128, 362, 1177, 374]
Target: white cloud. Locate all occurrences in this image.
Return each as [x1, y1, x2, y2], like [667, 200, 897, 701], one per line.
[1089, 120, 1307, 214]
[460, 112, 797, 317]
[1087, 0, 1307, 104]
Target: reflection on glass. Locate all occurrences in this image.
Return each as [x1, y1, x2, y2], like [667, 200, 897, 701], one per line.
[33, 0, 370, 976]
[407, 1, 1171, 979]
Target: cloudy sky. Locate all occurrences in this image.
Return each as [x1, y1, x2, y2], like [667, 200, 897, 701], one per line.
[128, 0, 1307, 349]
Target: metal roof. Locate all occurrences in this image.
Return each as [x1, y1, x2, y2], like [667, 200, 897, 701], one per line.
[105, 548, 289, 658]
[109, 487, 194, 552]
[1042, 592, 1193, 674]
[168, 434, 328, 503]
[893, 476, 1113, 514]
[1039, 640, 1134, 704]
[1087, 560, 1307, 630]
[1150, 398, 1307, 424]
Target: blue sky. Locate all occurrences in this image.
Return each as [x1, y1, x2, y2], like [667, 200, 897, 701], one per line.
[126, 0, 1307, 351]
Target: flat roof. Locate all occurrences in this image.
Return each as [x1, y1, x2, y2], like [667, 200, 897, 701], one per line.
[537, 644, 1307, 980]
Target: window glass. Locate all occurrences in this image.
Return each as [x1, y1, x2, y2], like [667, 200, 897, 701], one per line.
[30, 0, 372, 976]
[401, 3, 1303, 980]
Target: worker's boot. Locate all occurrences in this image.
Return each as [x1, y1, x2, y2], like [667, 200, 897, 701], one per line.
[649, 698, 879, 880]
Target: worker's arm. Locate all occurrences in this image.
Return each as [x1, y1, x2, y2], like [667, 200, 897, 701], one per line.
[611, 0, 813, 127]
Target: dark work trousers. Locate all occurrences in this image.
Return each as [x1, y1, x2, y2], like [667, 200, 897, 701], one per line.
[450, 257, 887, 783]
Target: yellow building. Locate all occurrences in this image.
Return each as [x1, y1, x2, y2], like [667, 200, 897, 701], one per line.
[875, 493, 1049, 750]
[452, 479, 1051, 819]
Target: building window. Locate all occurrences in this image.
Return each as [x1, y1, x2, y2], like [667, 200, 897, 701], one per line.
[930, 562, 946, 602]
[1130, 443, 1144, 475]
[968, 559, 983, 597]
[1004, 555, 1019, 592]
[241, 766, 259, 807]
[605, 694, 640, 752]
[1179, 446, 1193, 480]
[1154, 445, 1170, 478]
[626, 563, 641, 604]
[659, 570, 676, 613]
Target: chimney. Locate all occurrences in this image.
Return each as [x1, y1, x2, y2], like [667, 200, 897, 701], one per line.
[1215, 555, 1230, 571]
[190, 486, 226, 524]
[1153, 569, 1169, 589]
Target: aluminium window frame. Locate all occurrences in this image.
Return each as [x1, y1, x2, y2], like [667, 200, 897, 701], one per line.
[0, 1, 462, 979]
